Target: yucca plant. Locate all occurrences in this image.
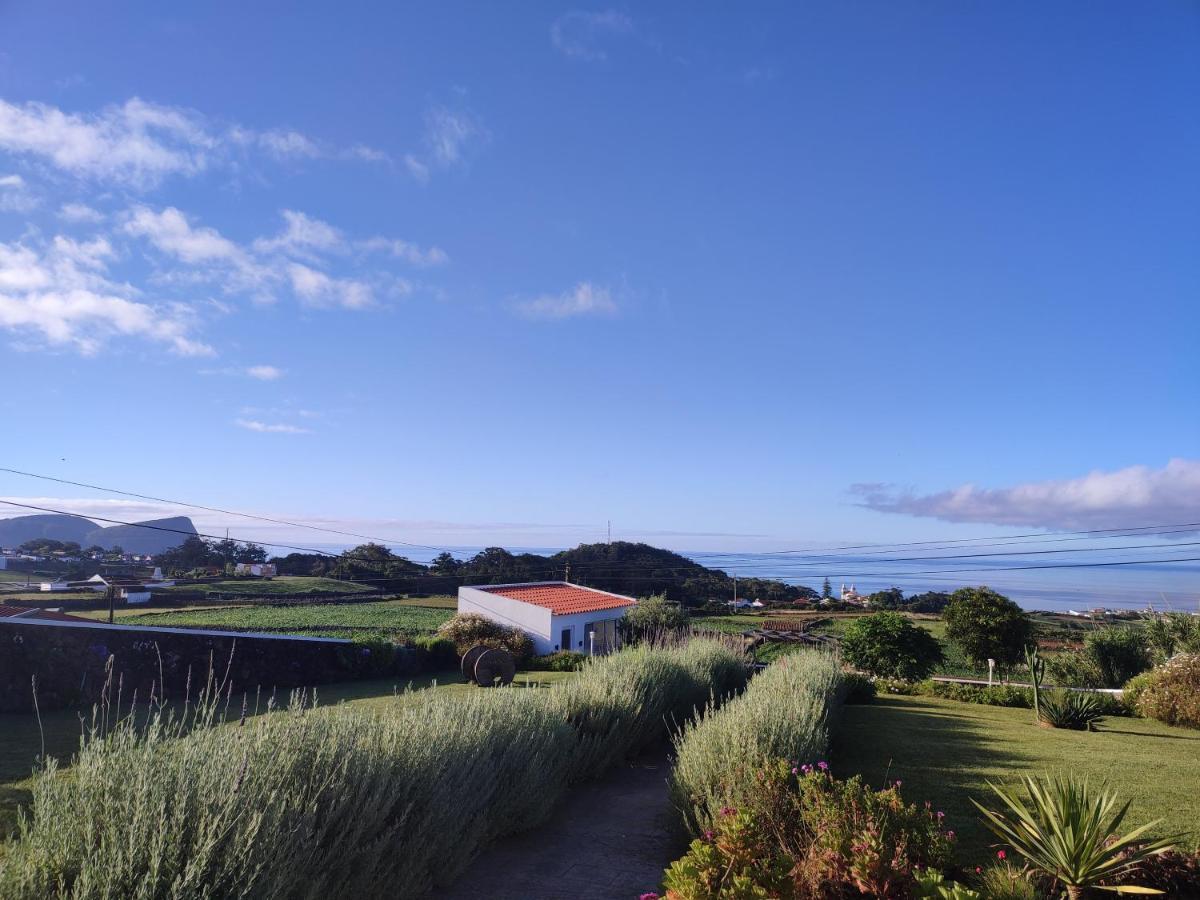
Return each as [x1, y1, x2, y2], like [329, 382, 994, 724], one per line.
[1038, 689, 1104, 730]
[972, 775, 1178, 898]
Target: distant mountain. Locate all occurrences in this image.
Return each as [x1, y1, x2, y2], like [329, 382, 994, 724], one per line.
[0, 513, 95, 547]
[85, 517, 199, 555]
[0, 513, 198, 555]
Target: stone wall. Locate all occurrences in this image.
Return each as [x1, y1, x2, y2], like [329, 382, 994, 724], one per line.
[0, 619, 411, 713]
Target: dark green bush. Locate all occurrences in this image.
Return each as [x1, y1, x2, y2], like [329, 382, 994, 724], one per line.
[843, 672, 877, 704]
[919, 680, 1131, 717]
[840, 612, 943, 680]
[920, 680, 1032, 708]
[525, 650, 587, 672]
[624, 594, 690, 633]
[412, 635, 458, 670]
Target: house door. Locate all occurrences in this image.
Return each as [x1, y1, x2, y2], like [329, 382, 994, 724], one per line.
[560, 627, 572, 651]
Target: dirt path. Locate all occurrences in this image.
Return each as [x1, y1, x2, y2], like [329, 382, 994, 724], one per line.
[441, 749, 683, 900]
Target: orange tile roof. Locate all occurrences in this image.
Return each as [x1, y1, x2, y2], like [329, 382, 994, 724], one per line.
[479, 582, 636, 616]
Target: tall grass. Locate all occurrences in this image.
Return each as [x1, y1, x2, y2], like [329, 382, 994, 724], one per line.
[670, 649, 843, 834]
[0, 637, 746, 899]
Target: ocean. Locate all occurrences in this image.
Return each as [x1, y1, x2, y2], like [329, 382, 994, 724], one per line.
[314, 542, 1200, 614]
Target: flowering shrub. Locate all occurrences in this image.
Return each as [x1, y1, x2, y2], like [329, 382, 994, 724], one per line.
[1131, 653, 1200, 729]
[435, 612, 535, 663]
[663, 761, 956, 899]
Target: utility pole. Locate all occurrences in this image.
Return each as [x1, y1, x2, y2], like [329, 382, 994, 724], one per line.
[564, 562, 571, 583]
[607, 520, 611, 545]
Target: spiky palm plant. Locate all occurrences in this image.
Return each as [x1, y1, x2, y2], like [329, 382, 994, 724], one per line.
[1038, 689, 1105, 730]
[971, 775, 1178, 899]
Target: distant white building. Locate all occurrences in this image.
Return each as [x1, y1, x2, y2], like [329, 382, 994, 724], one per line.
[457, 581, 636, 655]
[840, 583, 867, 605]
[234, 563, 277, 577]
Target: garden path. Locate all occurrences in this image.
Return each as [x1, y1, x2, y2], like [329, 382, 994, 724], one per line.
[441, 748, 681, 900]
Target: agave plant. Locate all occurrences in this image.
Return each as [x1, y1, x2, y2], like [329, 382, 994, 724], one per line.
[1038, 689, 1104, 730]
[972, 775, 1178, 898]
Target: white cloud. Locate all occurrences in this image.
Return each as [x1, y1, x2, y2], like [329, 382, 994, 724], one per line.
[0, 234, 211, 356]
[0, 97, 213, 188]
[551, 10, 635, 61]
[516, 281, 618, 319]
[0, 97, 384, 189]
[246, 364, 283, 381]
[58, 202, 105, 223]
[125, 205, 243, 264]
[124, 205, 269, 294]
[255, 129, 321, 160]
[0, 172, 38, 212]
[253, 209, 343, 256]
[360, 236, 448, 267]
[403, 105, 487, 181]
[425, 107, 482, 167]
[404, 153, 430, 183]
[852, 459, 1200, 532]
[287, 262, 373, 309]
[234, 418, 310, 434]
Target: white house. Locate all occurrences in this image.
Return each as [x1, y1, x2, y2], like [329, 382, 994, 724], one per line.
[457, 581, 637, 656]
[234, 563, 277, 577]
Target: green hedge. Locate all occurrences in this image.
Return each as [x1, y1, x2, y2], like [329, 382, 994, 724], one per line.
[670, 650, 843, 834]
[0, 637, 747, 899]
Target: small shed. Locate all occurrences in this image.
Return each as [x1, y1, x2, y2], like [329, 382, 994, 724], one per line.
[457, 581, 637, 655]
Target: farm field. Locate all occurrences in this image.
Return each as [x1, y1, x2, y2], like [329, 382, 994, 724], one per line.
[833, 694, 1200, 862]
[0, 668, 574, 840]
[154, 576, 375, 596]
[99, 598, 457, 641]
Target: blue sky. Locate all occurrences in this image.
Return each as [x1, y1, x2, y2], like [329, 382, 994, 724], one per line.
[0, 2, 1197, 566]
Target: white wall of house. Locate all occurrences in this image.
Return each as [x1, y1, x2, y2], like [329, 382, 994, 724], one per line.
[457, 585, 630, 655]
[546, 608, 625, 654]
[458, 585, 554, 650]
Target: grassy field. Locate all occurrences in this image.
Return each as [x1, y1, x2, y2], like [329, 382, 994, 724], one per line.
[88, 598, 457, 641]
[155, 576, 374, 596]
[0, 667, 573, 840]
[833, 694, 1200, 862]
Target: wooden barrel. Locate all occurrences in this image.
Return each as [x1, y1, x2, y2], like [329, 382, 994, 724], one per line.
[474, 648, 516, 687]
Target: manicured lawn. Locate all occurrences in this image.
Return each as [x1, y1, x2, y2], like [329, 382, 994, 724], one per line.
[83, 598, 456, 641]
[0, 667, 573, 840]
[832, 694, 1200, 862]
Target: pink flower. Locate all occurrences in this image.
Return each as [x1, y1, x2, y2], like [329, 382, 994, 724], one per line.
[975, 867, 982, 875]
[704, 830, 714, 840]
[817, 761, 829, 771]
[894, 779, 903, 788]
[946, 830, 955, 840]
[791, 767, 798, 775]
[720, 806, 737, 817]
[997, 850, 1006, 861]
[936, 811, 945, 820]
[640, 894, 660, 900]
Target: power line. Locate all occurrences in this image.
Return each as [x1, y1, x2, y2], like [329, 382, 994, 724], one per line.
[687, 520, 1200, 559]
[0, 466, 454, 554]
